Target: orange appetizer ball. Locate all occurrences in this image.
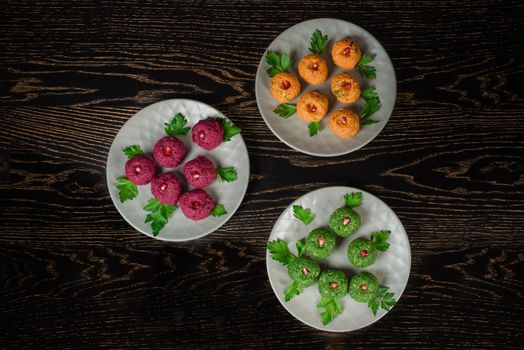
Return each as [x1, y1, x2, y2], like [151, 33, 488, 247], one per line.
[270, 72, 301, 103]
[329, 109, 360, 138]
[296, 91, 329, 122]
[331, 38, 361, 70]
[331, 73, 361, 104]
[298, 54, 328, 85]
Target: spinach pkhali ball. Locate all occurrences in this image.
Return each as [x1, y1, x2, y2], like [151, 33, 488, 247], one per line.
[328, 207, 361, 237]
[349, 272, 379, 303]
[318, 270, 348, 299]
[304, 228, 336, 259]
[288, 257, 320, 287]
[347, 237, 377, 268]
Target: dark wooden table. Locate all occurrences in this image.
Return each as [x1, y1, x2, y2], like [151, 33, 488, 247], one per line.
[1, 1, 523, 349]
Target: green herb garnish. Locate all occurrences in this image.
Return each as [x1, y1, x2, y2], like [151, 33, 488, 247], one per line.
[267, 239, 296, 266]
[165, 112, 190, 136]
[371, 230, 391, 252]
[265, 50, 291, 77]
[368, 286, 396, 315]
[296, 238, 306, 257]
[344, 192, 362, 208]
[122, 145, 144, 159]
[284, 281, 303, 302]
[309, 29, 329, 55]
[318, 296, 343, 325]
[144, 198, 176, 237]
[357, 54, 376, 79]
[308, 121, 322, 137]
[273, 103, 296, 119]
[116, 177, 138, 203]
[211, 204, 228, 217]
[218, 118, 241, 142]
[361, 87, 381, 120]
[216, 167, 237, 182]
[293, 205, 315, 225]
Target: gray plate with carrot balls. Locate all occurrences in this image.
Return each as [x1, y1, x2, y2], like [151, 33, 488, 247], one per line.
[106, 99, 249, 241]
[255, 18, 396, 157]
[266, 186, 410, 332]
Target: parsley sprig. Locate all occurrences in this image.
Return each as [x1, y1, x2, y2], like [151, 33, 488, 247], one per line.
[284, 281, 303, 302]
[211, 204, 228, 217]
[308, 121, 323, 137]
[296, 238, 306, 257]
[318, 296, 343, 325]
[123, 145, 144, 159]
[360, 87, 381, 126]
[293, 205, 315, 225]
[371, 230, 391, 252]
[267, 239, 296, 266]
[273, 103, 296, 119]
[265, 50, 291, 77]
[344, 192, 363, 208]
[357, 54, 377, 79]
[165, 113, 190, 136]
[216, 167, 238, 182]
[116, 177, 138, 203]
[218, 118, 241, 142]
[309, 29, 328, 55]
[144, 198, 176, 237]
[368, 286, 396, 315]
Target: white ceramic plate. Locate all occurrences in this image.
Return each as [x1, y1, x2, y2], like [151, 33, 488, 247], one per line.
[266, 186, 410, 332]
[255, 18, 396, 157]
[106, 99, 250, 241]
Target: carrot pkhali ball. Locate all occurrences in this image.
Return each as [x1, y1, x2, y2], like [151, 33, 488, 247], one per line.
[298, 54, 328, 85]
[331, 73, 361, 104]
[329, 109, 360, 138]
[270, 72, 301, 103]
[297, 91, 329, 122]
[332, 38, 361, 70]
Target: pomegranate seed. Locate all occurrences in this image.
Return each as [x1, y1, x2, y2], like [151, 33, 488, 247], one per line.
[281, 80, 291, 89]
[342, 217, 351, 225]
[330, 281, 339, 289]
[163, 146, 172, 156]
[160, 184, 167, 192]
[312, 63, 319, 70]
[192, 172, 200, 180]
[134, 166, 141, 173]
[343, 82, 352, 90]
[199, 131, 205, 140]
[193, 201, 201, 209]
[361, 249, 369, 257]
[302, 267, 310, 276]
[343, 47, 351, 56]
[341, 116, 347, 125]
[317, 236, 326, 247]
[308, 104, 317, 113]
[359, 284, 368, 291]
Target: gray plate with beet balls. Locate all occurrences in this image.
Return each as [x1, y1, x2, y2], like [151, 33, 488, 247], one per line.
[106, 99, 249, 241]
[266, 186, 410, 332]
[255, 18, 396, 157]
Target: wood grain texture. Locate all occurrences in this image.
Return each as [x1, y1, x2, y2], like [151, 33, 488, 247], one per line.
[1, 0, 523, 349]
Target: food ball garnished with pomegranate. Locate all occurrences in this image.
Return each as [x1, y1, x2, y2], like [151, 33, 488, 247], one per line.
[349, 271, 379, 303]
[296, 91, 329, 122]
[287, 256, 321, 288]
[179, 189, 216, 221]
[304, 228, 336, 259]
[331, 73, 361, 104]
[298, 29, 329, 85]
[270, 72, 301, 103]
[124, 155, 157, 186]
[150, 172, 183, 206]
[329, 109, 360, 139]
[153, 136, 187, 168]
[329, 206, 361, 237]
[183, 155, 216, 188]
[331, 38, 361, 70]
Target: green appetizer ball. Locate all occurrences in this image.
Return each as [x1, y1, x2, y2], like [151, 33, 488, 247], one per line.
[305, 228, 336, 259]
[349, 271, 379, 303]
[318, 270, 348, 299]
[347, 237, 377, 268]
[288, 257, 321, 287]
[328, 207, 361, 237]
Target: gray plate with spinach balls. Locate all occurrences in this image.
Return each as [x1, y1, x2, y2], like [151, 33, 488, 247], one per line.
[266, 186, 411, 332]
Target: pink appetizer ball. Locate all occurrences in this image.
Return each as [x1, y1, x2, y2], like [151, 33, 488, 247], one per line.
[153, 136, 187, 168]
[151, 172, 183, 205]
[125, 156, 157, 185]
[182, 155, 216, 188]
[179, 189, 215, 221]
[191, 119, 224, 151]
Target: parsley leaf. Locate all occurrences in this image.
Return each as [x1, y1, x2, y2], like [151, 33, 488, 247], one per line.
[357, 54, 377, 79]
[211, 204, 228, 217]
[368, 286, 396, 315]
[344, 192, 363, 208]
[293, 205, 315, 225]
[273, 103, 296, 119]
[317, 296, 343, 325]
[122, 145, 144, 159]
[164, 113, 190, 136]
[361, 119, 380, 126]
[267, 239, 296, 266]
[216, 167, 238, 182]
[144, 198, 176, 237]
[116, 177, 138, 203]
[284, 281, 303, 302]
[218, 118, 241, 142]
[296, 238, 306, 257]
[308, 121, 322, 137]
[371, 230, 391, 252]
[309, 29, 328, 55]
[360, 87, 381, 120]
[265, 50, 291, 77]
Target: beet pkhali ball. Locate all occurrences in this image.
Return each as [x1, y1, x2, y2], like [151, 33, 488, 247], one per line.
[332, 38, 362, 70]
[297, 91, 329, 122]
[192, 119, 224, 151]
[153, 136, 187, 168]
[183, 155, 216, 188]
[151, 172, 182, 205]
[179, 189, 216, 221]
[125, 155, 157, 185]
[270, 71, 301, 103]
